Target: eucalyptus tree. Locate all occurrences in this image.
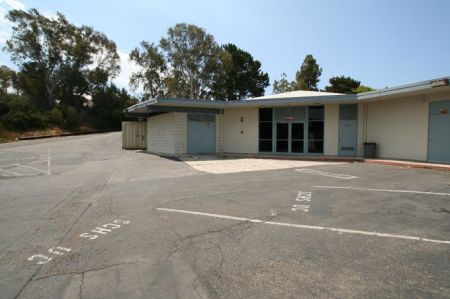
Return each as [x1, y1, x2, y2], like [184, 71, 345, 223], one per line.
[4, 9, 120, 109]
[131, 24, 271, 101]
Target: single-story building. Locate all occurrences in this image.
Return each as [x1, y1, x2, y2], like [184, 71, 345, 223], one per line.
[125, 77, 450, 164]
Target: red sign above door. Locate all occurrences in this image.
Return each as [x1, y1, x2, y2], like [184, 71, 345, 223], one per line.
[284, 116, 296, 121]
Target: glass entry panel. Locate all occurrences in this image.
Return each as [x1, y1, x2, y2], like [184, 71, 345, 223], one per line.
[291, 123, 304, 153]
[276, 123, 289, 152]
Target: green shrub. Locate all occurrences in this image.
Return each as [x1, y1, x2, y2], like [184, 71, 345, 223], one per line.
[1, 108, 46, 131]
[49, 107, 64, 126]
[47, 105, 80, 129]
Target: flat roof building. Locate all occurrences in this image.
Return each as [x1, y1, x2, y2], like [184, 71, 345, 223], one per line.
[125, 77, 450, 163]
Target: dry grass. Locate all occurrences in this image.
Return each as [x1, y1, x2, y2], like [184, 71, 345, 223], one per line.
[0, 124, 96, 143]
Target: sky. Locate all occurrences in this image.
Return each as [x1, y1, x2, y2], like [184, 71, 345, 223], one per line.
[1, 0, 450, 94]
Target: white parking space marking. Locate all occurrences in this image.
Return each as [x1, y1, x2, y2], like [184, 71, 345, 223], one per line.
[0, 168, 20, 176]
[0, 149, 51, 177]
[27, 219, 130, 264]
[314, 186, 450, 197]
[79, 219, 131, 240]
[295, 168, 358, 179]
[157, 208, 450, 245]
[14, 164, 49, 175]
[291, 191, 312, 212]
[46, 147, 51, 175]
[28, 247, 71, 265]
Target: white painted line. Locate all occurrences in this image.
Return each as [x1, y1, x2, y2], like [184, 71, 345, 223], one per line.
[156, 208, 450, 245]
[14, 164, 49, 175]
[47, 148, 51, 175]
[295, 168, 358, 179]
[0, 168, 20, 176]
[314, 186, 450, 196]
[157, 208, 263, 223]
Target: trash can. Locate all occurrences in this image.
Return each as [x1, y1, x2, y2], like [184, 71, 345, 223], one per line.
[364, 142, 376, 158]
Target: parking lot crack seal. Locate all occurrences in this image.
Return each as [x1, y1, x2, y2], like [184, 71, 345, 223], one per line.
[79, 272, 84, 299]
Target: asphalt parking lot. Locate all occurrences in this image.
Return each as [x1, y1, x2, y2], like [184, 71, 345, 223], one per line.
[0, 132, 449, 299]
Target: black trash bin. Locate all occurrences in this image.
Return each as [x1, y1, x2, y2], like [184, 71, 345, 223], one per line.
[364, 142, 376, 158]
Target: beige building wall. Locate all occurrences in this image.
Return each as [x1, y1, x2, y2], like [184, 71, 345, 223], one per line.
[223, 107, 258, 153]
[147, 112, 187, 154]
[364, 91, 449, 161]
[324, 104, 339, 156]
[356, 103, 365, 156]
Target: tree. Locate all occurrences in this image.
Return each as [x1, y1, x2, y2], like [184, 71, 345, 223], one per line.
[211, 43, 269, 100]
[324, 76, 361, 94]
[272, 73, 296, 94]
[131, 24, 258, 100]
[355, 85, 375, 93]
[91, 84, 136, 129]
[159, 23, 222, 99]
[0, 65, 16, 93]
[130, 23, 222, 100]
[4, 9, 120, 109]
[294, 55, 322, 91]
[129, 42, 168, 99]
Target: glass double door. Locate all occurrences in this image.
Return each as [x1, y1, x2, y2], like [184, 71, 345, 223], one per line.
[276, 122, 304, 153]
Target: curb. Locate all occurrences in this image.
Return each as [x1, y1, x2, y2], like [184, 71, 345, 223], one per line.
[18, 129, 120, 141]
[364, 159, 450, 171]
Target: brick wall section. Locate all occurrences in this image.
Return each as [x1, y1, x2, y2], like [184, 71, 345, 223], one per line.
[147, 113, 174, 154]
[173, 112, 187, 154]
[147, 112, 187, 154]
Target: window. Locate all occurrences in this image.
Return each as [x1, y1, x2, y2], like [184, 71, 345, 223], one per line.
[308, 106, 324, 153]
[291, 123, 304, 153]
[276, 123, 288, 152]
[259, 108, 273, 152]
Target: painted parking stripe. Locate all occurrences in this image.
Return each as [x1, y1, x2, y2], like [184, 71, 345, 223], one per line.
[0, 168, 20, 176]
[156, 208, 450, 245]
[295, 168, 358, 179]
[14, 164, 49, 175]
[314, 186, 450, 196]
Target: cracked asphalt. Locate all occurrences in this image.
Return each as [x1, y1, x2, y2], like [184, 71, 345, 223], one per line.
[0, 132, 449, 298]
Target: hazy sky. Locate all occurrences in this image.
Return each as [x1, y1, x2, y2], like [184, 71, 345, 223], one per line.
[1, 0, 449, 93]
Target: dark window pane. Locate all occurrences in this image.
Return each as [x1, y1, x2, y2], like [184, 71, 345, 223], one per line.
[292, 123, 304, 139]
[309, 106, 324, 120]
[188, 113, 215, 122]
[308, 121, 324, 140]
[276, 141, 288, 152]
[202, 113, 215, 122]
[259, 108, 273, 121]
[259, 140, 272, 152]
[291, 141, 304, 153]
[277, 123, 288, 139]
[259, 122, 272, 139]
[188, 113, 202, 121]
[308, 141, 324, 153]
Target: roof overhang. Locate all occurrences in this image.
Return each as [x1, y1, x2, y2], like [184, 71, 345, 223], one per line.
[356, 77, 450, 102]
[125, 76, 450, 116]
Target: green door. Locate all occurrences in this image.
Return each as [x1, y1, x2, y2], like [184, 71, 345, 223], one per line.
[428, 100, 450, 163]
